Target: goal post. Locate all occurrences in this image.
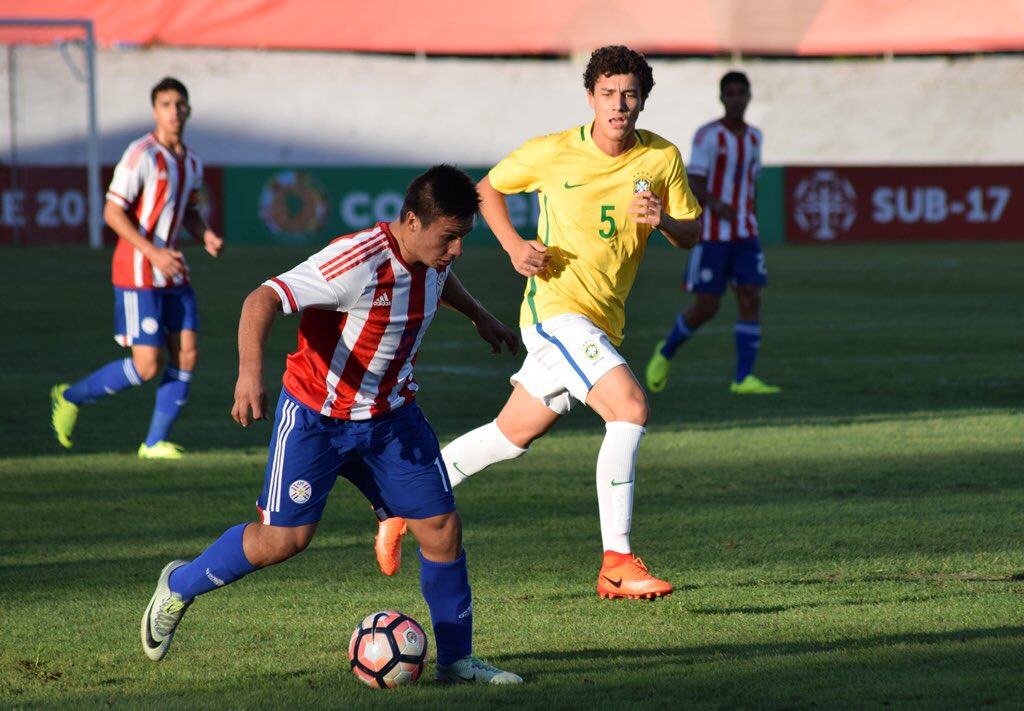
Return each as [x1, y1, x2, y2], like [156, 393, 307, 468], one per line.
[0, 17, 101, 248]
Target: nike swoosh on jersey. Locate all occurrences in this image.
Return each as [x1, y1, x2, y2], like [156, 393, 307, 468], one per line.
[564, 181, 587, 189]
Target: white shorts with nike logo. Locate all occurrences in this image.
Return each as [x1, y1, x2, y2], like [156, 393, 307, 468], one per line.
[510, 313, 627, 415]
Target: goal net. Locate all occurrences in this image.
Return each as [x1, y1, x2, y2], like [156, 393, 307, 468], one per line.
[0, 18, 101, 247]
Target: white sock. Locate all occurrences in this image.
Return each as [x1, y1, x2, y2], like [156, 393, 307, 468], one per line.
[596, 421, 646, 554]
[441, 420, 528, 487]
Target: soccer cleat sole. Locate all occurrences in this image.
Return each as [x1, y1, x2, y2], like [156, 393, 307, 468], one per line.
[598, 588, 673, 601]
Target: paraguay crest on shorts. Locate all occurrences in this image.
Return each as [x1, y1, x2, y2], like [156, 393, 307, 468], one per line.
[289, 480, 312, 504]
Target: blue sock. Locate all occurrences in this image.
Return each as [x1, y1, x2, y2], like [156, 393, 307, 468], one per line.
[168, 523, 257, 600]
[735, 320, 762, 382]
[64, 358, 143, 405]
[145, 367, 192, 446]
[419, 549, 472, 666]
[661, 313, 696, 359]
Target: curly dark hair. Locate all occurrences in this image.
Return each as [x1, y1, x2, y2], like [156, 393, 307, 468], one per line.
[583, 46, 655, 100]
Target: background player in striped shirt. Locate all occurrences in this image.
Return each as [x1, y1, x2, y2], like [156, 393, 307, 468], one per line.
[140, 165, 523, 684]
[50, 77, 224, 458]
[646, 71, 780, 395]
[375, 46, 702, 600]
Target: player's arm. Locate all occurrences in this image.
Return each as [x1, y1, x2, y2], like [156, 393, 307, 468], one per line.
[478, 175, 550, 278]
[689, 174, 737, 222]
[103, 200, 186, 280]
[232, 285, 283, 427]
[629, 191, 701, 249]
[440, 271, 518, 355]
[181, 201, 224, 258]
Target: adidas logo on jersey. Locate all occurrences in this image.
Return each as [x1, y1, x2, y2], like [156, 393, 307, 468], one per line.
[372, 293, 392, 308]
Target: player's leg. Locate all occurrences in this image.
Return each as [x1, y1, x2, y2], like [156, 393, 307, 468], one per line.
[141, 387, 341, 661]
[443, 382, 557, 488]
[364, 404, 521, 684]
[585, 364, 672, 600]
[374, 356, 562, 575]
[646, 243, 726, 392]
[51, 288, 161, 448]
[140, 287, 200, 458]
[729, 240, 779, 394]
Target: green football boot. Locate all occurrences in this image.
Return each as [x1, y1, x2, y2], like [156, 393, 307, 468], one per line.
[50, 383, 78, 449]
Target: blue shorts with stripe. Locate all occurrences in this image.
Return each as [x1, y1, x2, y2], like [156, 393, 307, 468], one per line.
[113, 285, 199, 347]
[684, 239, 767, 294]
[257, 387, 455, 527]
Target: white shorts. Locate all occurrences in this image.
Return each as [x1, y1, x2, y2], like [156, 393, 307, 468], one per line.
[510, 313, 627, 415]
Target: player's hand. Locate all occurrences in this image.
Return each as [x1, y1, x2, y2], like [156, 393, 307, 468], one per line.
[203, 230, 224, 258]
[712, 199, 737, 222]
[508, 239, 550, 278]
[232, 373, 267, 427]
[149, 247, 187, 280]
[474, 313, 519, 356]
[629, 191, 665, 227]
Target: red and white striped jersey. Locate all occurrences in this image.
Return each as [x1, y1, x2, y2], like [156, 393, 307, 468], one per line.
[689, 120, 762, 242]
[107, 133, 204, 289]
[264, 222, 450, 421]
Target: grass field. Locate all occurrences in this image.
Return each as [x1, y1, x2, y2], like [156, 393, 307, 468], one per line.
[1, 241, 1022, 709]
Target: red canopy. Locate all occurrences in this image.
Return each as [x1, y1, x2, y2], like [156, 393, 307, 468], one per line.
[3, 0, 1023, 55]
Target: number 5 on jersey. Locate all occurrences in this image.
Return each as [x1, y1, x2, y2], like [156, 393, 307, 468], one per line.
[599, 205, 617, 239]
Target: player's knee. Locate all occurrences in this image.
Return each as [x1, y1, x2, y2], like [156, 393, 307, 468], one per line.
[736, 287, 761, 318]
[250, 525, 314, 566]
[412, 512, 463, 561]
[132, 354, 162, 381]
[690, 297, 721, 323]
[615, 395, 649, 427]
[174, 347, 198, 371]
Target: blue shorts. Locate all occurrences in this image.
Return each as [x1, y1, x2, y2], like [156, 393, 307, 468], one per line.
[256, 388, 455, 527]
[683, 239, 767, 294]
[113, 286, 199, 347]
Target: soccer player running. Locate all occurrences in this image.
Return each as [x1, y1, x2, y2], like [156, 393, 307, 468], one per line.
[375, 46, 702, 600]
[140, 165, 523, 684]
[50, 77, 224, 459]
[645, 71, 780, 395]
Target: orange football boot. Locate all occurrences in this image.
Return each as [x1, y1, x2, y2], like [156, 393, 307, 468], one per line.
[597, 552, 673, 600]
[375, 516, 407, 576]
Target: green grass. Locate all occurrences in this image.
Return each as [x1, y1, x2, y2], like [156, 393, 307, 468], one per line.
[1, 241, 1022, 709]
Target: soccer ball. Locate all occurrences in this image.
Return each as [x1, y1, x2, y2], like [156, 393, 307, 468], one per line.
[348, 610, 429, 688]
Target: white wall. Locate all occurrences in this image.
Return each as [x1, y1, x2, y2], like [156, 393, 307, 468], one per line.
[3, 46, 1023, 166]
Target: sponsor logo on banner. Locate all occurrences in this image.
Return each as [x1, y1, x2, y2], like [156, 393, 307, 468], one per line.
[1, 166, 224, 245]
[259, 171, 328, 238]
[792, 170, 858, 240]
[787, 166, 1023, 242]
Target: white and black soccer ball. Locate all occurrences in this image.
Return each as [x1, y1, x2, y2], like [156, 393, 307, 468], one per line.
[348, 610, 428, 688]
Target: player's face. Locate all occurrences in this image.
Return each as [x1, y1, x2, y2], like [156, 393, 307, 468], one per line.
[152, 89, 191, 138]
[720, 81, 750, 121]
[588, 73, 644, 147]
[411, 214, 473, 269]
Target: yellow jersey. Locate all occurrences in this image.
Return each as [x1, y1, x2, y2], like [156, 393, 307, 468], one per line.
[489, 124, 701, 345]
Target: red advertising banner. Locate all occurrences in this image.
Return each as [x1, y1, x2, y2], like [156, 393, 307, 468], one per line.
[785, 166, 1024, 243]
[0, 166, 224, 246]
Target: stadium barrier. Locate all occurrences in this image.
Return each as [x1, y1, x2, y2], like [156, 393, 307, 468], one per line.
[3, 165, 1020, 246]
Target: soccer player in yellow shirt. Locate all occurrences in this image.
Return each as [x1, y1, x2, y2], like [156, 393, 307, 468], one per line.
[376, 46, 701, 600]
